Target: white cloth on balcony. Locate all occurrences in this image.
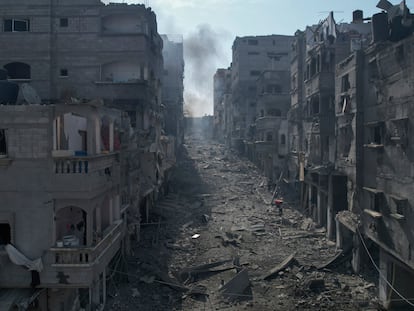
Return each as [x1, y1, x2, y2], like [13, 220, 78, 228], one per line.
[4, 244, 43, 272]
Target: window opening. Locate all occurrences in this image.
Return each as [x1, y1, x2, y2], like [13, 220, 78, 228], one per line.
[0, 223, 11, 245]
[0, 129, 6, 157]
[4, 19, 30, 32]
[60, 18, 68, 27]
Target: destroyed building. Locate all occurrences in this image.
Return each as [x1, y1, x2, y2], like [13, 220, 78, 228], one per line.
[214, 2, 414, 309]
[0, 1, 182, 310]
[229, 35, 294, 156]
[161, 34, 185, 148]
[213, 68, 231, 142]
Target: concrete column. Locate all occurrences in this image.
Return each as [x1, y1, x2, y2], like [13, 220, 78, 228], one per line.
[114, 195, 120, 220]
[379, 248, 391, 309]
[109, 122, 114, 152]
[95, 118, 101, 154]
[335, 217, 342, 249]
[308, 184, 312, 217]
[317, 190, 322, 226]
[109, 198, 113, 225]
[96, 207, 102, 234]
[86, 212, 94, 246]
[352, 233, 362, 274]
[327, 174, 334, 240]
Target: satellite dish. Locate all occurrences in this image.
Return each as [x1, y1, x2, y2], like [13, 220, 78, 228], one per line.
[18, 83, 41, 105]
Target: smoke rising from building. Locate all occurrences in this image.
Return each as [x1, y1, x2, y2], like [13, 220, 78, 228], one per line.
[184, 24, 230, 116]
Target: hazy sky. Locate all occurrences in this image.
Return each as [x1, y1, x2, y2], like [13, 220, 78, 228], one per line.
[107, 0, 414, 116]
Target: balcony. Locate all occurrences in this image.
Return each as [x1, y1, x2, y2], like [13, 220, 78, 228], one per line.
[48, 220, 122, 266]
[39, 221, 123, 286]
[50, 153, 120, 195]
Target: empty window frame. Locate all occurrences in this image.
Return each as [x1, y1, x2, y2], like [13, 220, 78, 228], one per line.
[266, 132, 273, 141]
[0, 223, 11, 245]
[60, 69, 68, 77]
[250, 70, 260, 76]
[4, 62, 31, 79]
[60, 18, 69, 27]
[0, 129, 6, 156]
[341, 74, 351, 92]
[280, 134, 286, 145]
[369, 125, 384, 145]
[4, 19, 30, 32]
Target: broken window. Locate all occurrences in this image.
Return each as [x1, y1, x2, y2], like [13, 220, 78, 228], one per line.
[4, 62, 31, 79]
[341, 74, 350, 93]
[339, 95, 351, 114]
[369, 125, 383, 145]
[338, 126, 352, 157]
[0, 129, 7, 157]
[4, 19, 30, 32]
[60, 18, 68, 27]
[370, 193, 382, 212]
[60, 69, 68, 77]
[266, 132, 273, 141]
[0, 223, 11, 245]
[310, 96, 320, 115]
[280, 134, 286, 145]
[369, 60, 379, 80]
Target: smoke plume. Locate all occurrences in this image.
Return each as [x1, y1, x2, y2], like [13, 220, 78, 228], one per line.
[184, 24, 230, 116]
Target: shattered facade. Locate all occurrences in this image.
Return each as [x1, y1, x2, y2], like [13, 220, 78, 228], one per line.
[215, 3, 414, 309]
[229, 35, 294, 156]
[0, 1, 182, 310]
[161, 34, 185, 147]
[213, 68, 231, 142]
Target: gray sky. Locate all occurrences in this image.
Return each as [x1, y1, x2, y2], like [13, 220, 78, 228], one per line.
[106, 0, 414, 116]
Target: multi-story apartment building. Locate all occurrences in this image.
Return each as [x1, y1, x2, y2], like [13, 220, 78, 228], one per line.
[335, 5, 414, 308]
[254, 70, 290, 182]
[161, 34, 184, 147]
[0, 103, 127, 310]
[289, 11, 371, 235]
[0, 1, 180, 310]
[230, 35, 294, 154]
[213, 68, 231, 142]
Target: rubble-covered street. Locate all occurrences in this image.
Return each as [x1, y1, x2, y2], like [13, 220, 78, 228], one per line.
[106, 135, 379, 311]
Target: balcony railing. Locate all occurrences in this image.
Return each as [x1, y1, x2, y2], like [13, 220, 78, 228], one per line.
[49, 220, 123, 266]
[53, 152, 119, 174]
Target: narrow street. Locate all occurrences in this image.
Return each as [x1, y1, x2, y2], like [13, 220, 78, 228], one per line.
[106, 135, 379, 311]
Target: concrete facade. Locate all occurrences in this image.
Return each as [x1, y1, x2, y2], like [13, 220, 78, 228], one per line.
[0, 1, 182, 310]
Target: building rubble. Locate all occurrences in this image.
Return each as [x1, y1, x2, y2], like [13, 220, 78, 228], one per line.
[105, 135, 379, 311]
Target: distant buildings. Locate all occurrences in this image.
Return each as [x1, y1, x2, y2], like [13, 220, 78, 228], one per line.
[0, 1, 183, 310]
[214, 2, 414, 309]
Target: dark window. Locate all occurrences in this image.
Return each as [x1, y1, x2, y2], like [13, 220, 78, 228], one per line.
[248, 51, 260, 55]
[266, 132, 273, 141]
[369, 125, 383, 145]
[60, 69, 68, 77]
[60, 18, 68, 27]
[250, 70, 260, 76]
[4, 62, 31, 79]
[4, 19, 30, 32]
[248, 39, 258, 45]
[341, 74, 350, 92]
[0, 129, 6, 156]
[0, 223, 11, 245]
[4, 19, 12, 32]
[281, 134, 286, 145]
[250, 102, 256, 107]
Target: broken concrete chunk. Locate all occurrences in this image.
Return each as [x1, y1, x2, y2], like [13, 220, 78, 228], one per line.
[262, 252, 297, 280]
[219, 269, 251, 300]
[306, 278, 325, 292]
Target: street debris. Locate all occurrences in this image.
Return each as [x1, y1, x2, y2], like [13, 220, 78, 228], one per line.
[262, 252, 297, 280]
[105, 136, 379, 311]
